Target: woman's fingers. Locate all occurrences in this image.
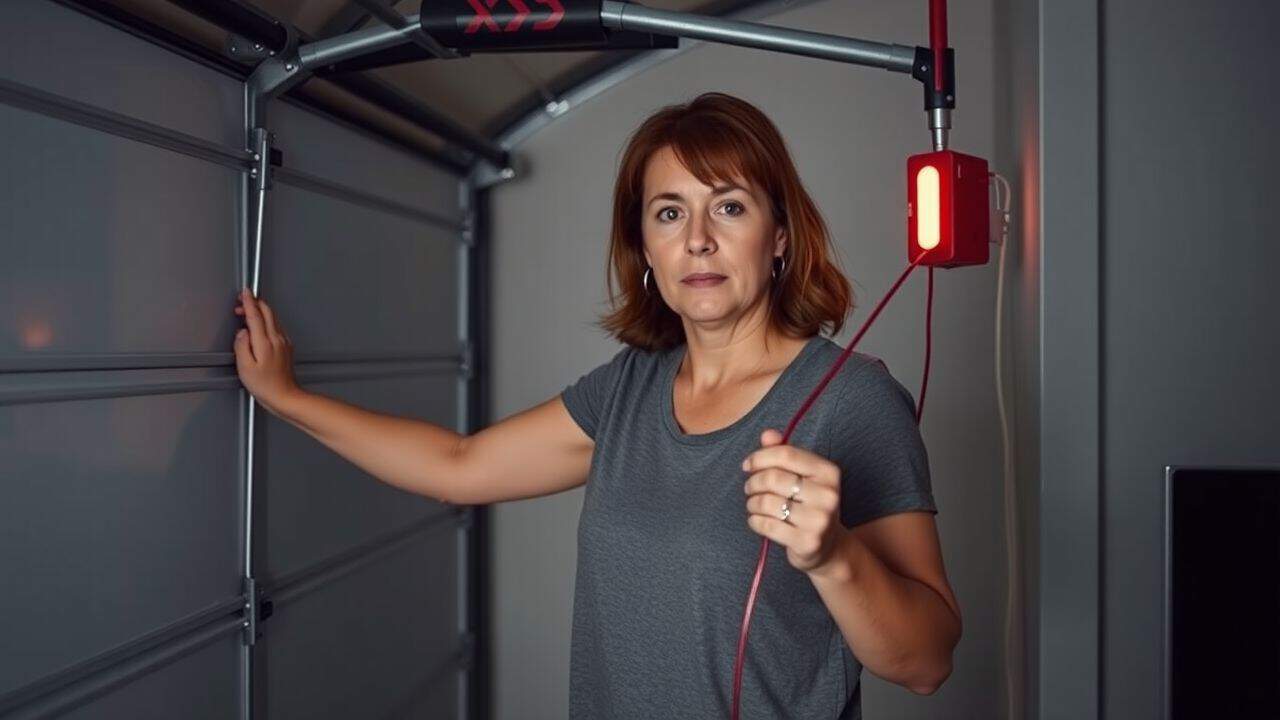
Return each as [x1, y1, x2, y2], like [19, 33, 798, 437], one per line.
[257, 299, 284, 344]
[238, 288, 270, 357]
[233, 326, 254, 363]
[234, 291, 292, 351]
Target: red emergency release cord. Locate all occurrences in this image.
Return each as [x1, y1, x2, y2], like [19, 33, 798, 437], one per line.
[917, 266, 933, 422]
[730, 251, 935, 720]
[930, 0, 948, 94]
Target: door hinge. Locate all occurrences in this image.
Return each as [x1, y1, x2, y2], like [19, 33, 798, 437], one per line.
[242, 576, 274, 646]
[458, 631, 476, 671]
[459, 340, 475, 381]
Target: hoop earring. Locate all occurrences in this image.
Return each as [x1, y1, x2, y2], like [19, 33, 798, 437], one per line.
[771, 255, 786, 281]
[642, 266, 652, 295]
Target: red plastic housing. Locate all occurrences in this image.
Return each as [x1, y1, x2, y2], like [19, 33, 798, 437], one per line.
[906, 150, 990, 267]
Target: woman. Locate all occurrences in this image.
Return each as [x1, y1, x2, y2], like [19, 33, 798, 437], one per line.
[234, 92, 960, 718]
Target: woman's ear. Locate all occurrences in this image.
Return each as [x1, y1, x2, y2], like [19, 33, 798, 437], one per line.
[773, 226, 787, 256]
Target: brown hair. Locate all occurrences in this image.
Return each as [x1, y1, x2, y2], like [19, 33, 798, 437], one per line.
[596, 91, 854, 352]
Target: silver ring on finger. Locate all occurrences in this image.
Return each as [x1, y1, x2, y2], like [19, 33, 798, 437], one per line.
[778, 499, 791, 523]
[787, 477, 803, 503]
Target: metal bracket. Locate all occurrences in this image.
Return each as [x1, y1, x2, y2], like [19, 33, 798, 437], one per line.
[468, 156, 520, 192]
[249, 128, 274, 190]
[242, 576, 275, 646]
[225, 32, 274, 63]
[459, 215, 476, 248]
[910, 45, 955, 150]
[246, 21, 302, 129]
[459, 339, 475, 381]
[456, 506, 474, 530]
[458, 631, 476, 671]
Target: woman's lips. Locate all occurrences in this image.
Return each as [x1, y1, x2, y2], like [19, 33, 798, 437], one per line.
[682, 275, 726, 287]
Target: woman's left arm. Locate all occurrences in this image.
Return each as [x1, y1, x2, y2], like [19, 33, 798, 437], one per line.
[807, 510, 961, 694]
[742, 428, 962, 695]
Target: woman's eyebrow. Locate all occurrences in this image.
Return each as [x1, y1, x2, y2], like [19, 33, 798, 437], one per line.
[646, 183, 749, 207]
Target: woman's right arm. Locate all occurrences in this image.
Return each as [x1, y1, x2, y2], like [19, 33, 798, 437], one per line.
[274, 391, 594, 505]
[234, 288, 593, 506]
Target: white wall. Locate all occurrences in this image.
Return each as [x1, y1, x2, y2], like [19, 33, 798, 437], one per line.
[486, 0, 1010, 717]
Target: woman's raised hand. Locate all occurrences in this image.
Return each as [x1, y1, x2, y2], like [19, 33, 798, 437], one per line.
[741, 428, 848, 578]
[233, 287, 302, 415]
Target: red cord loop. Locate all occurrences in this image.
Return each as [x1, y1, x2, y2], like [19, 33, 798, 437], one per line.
[730, 252, 934, 719]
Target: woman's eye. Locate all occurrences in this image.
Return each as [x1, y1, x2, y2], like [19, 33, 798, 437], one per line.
[656, 202, 742, 222]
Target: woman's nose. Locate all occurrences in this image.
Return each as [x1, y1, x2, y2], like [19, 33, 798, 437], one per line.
[684, 211, 714, 254]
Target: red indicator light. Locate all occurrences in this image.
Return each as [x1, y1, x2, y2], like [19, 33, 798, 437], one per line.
[906, 150, 990, 267]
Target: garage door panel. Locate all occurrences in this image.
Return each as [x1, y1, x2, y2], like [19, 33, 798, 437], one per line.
[262, 184, 459, 359]
[0, 104, 239, 361]
[0, 379, 241, 696]
[261, 528, 459, 720]
[0, 0, 243, 149]
[271, 100, 461, 223]
[55, 629, 243, 720]
[260, 371, 458, 579]
[1, 4, 470, 717]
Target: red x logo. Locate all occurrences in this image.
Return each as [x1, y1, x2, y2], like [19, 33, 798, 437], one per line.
[463, 0, 501, 34]
[463, 0, 564, 34]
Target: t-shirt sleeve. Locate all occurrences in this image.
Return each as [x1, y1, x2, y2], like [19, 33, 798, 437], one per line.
[560, 346, 632, 441]
[823, 358, 938, 529]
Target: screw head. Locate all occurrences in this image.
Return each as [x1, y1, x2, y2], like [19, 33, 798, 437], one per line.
[285, 63, 296, 72]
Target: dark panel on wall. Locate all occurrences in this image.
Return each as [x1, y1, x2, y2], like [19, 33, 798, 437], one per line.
[260, 371, 457, 579]
[261, 184, 460, 359]
[57, 633, 243, 720]
[0, 1, 469, 717]
[260, 528, 460, 719]
[271, 101, 461, 225]
[0, 1, 242, 148]
[0, 104, 240, 361]
[0, 380, 241, 696]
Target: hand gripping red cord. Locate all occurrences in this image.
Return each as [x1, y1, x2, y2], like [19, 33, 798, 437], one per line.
[730, 250, 934, 719]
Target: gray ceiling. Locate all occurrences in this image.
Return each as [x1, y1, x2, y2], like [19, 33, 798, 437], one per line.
[105, 0, 738, 166]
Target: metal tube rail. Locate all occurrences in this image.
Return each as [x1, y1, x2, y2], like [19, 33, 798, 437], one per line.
[599, 1, 916, 73]
[348, 0, 460, 60]
[297, 13, 427, 71]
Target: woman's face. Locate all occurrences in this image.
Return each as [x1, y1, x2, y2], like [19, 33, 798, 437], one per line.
[640, 145, 786, 331]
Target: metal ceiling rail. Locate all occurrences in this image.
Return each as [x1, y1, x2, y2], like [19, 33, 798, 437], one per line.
[278, 0, 910, 185]
[602, 1, 915, 70]
[164, 0, 507, 169]
[348, 0, 461, 60]
[477, 0, 824, 187]
[52, 0, 472, 174]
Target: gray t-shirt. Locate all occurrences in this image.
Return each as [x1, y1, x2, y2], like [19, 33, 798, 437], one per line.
[560, 334, 937, 719]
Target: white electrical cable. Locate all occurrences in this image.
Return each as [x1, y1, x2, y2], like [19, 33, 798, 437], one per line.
[990, 171, 1018, 720]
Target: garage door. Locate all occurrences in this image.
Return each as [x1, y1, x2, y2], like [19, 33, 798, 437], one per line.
[0, 2, 475, 718]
